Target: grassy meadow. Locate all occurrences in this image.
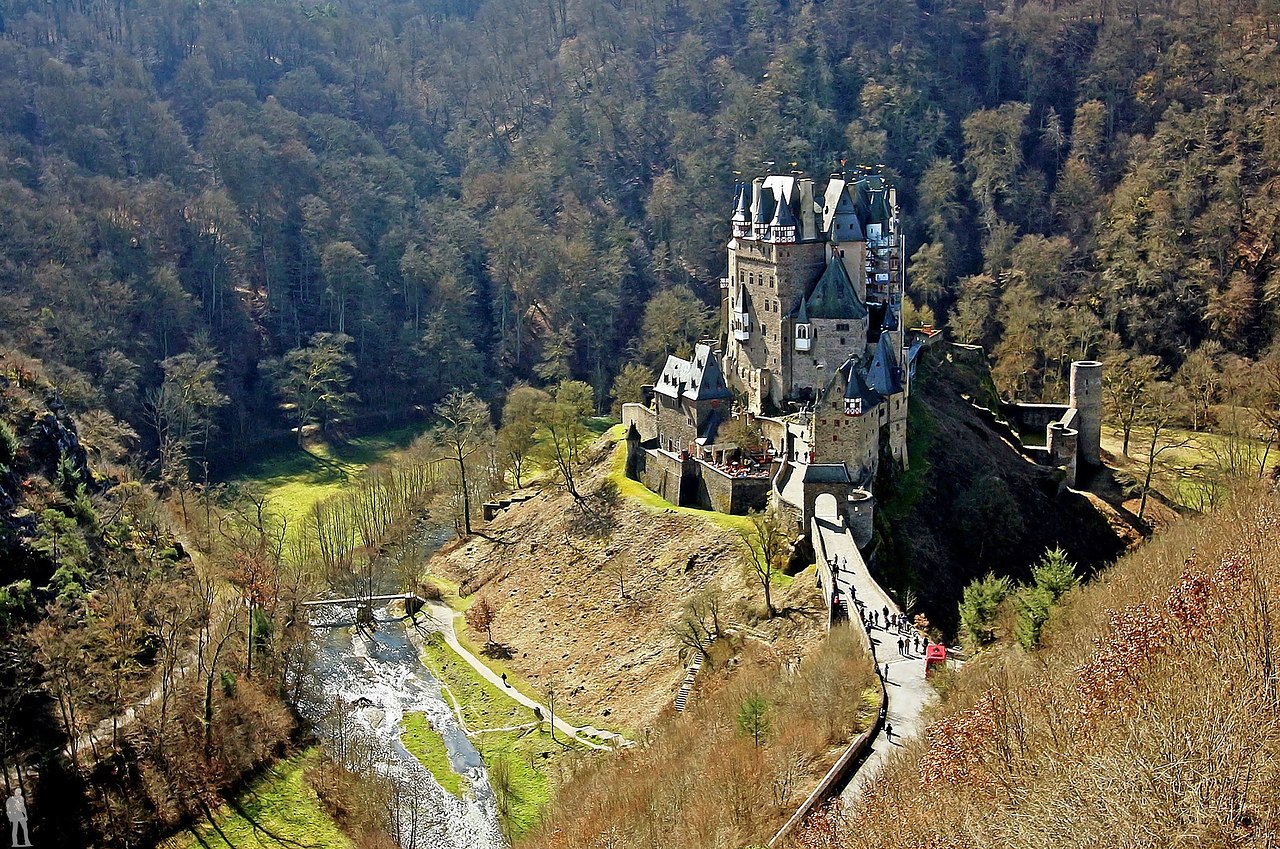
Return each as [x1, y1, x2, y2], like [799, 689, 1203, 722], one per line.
[225, 425, 426, 531]
[162, 750, 353, 849]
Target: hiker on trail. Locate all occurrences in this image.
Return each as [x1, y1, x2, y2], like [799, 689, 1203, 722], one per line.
[882, 605, 889, 622]
[897, 637, 904, 655]
[886, 722, 894, 740]
[7, 788, 30, 847]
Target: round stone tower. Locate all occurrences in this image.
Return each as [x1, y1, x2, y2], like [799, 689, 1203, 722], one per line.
[1069, 360, 1104, 467]
[846, 488, 875, 549]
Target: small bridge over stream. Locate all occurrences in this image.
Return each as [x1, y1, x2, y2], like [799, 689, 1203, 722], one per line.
[302, 593, 426, 608]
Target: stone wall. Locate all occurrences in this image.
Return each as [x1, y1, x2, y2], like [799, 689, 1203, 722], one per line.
[654, 394, 697, 453]
[697, 461, 773, 514]
[638, 448, 688, 506]
[789, 317, 869, 399]
[622, 402, 658, 443]
[998, 401, 1071, 432]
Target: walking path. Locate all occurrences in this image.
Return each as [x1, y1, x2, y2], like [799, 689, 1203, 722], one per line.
[811, 518, 937, 803]
[409, 600, 626, 751]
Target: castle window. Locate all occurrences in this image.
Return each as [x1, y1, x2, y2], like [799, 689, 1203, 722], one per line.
[836, 323, 849, 331]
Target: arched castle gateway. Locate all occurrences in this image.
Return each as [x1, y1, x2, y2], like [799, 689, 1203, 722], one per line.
[623, 170, 922, 535]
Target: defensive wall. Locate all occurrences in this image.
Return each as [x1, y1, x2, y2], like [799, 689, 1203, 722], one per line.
[622, 405, 771, 514]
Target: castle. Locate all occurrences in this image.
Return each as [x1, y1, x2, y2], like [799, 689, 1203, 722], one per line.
[623, 171, 1103, 549]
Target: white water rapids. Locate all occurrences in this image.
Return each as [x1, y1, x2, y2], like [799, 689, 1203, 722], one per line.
[299, 529, 506, 848]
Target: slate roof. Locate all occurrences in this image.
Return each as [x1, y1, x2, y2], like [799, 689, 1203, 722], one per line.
[804, 256, 868, 320]
[654, 343, 734, 402]
[803, 463, 853, 484]
[866, 333, 903, 396]
[841, 359, 882, 410]
[696, 406, 725, 445]
[771, 194, 797, 229]
[732, 183, 750, 223]
[754, 187, 776, 226]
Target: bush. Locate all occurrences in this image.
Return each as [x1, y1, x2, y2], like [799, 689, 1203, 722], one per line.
[1031, 547, 1079, 599]
[958, 572, 1011, 649]
[1013, 584, 1054, 651]
[0, 420, 16, 467]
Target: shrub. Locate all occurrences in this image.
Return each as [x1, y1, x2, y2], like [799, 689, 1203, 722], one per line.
[0, 420, 16, 467]
[958, 572, 1011, 649]
[1013, 584, 1053, 650]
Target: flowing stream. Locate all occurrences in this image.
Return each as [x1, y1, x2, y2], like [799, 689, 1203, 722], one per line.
[300, 528, 506, 849]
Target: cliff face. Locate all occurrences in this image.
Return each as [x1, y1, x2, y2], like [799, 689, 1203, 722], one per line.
[872, 351, 1132, 637]
[0, 367, 99, 602]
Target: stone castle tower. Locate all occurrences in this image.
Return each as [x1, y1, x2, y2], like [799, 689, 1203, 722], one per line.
[720, 172, 911, 487]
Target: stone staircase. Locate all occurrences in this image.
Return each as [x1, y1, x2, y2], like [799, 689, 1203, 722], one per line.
[674, 636, 714, 712]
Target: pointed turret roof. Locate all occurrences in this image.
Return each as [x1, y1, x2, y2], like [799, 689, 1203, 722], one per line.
[795, 297, 811, 325]
[732, 183, 750, 223]
[770, 195, 797, 229]
[822, 355, 881, 414]
[754, 187, 776, 226]
[882, 302, 900, 331]
[866, 333, 903, 396]
[804, 256, 867, 320]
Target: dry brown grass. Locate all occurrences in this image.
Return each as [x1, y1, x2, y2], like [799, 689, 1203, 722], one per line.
[796, 486, 1280, 849]
[519, 625, 877, 849]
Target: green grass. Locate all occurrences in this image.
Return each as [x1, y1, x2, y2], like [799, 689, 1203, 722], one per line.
[225, 426, 425, 531]
[401, 712, 467, 798]
[418, 632, 583, 839]
[163, 749, 352, 849]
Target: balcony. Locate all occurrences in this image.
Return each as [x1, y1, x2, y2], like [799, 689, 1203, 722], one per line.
[733, 311, 751, 341]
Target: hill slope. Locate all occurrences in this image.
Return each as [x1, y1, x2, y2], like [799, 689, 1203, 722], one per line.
[425, 434, 829, 733]
[874, 352, 1131, 636]
[800, 486, 1280, 848]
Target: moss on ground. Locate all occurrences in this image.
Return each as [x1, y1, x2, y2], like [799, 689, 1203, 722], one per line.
[162, 749, 352, 849]
[226, 426, 425, 531]
[401, 712, 467, 798]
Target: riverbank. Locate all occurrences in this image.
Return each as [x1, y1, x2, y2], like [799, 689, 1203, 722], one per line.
[160, 749, 353, 849]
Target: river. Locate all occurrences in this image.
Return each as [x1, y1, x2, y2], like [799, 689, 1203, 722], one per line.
[300, 528, 506, 849]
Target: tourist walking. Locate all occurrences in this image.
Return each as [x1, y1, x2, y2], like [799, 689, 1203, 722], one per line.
[7, 788, 30, 847]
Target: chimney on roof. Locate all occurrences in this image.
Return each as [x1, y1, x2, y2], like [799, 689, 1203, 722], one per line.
[797, 178, 816, 242]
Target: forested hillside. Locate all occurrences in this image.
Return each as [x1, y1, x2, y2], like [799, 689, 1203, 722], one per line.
[4, 0, 1280, 483]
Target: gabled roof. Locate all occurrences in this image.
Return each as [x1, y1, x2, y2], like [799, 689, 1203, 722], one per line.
[654, 343, 733, 402]
[866, 333, 903, 396]
[805, 256, 867, 320]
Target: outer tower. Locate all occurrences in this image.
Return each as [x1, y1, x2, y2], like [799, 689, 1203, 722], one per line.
[1069, 360, 1104, 466]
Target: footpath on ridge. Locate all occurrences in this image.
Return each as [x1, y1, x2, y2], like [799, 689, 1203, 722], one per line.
[812, 518, 937, 803]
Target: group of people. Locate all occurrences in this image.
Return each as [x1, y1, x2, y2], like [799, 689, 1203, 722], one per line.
[828, 556, 930, 666]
